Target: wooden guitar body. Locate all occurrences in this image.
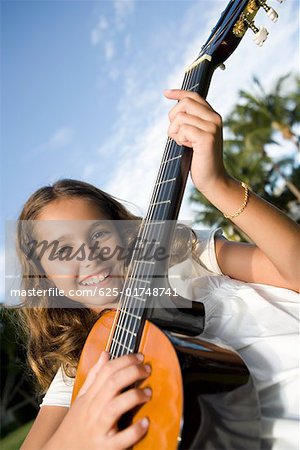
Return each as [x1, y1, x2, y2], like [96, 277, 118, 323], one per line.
[71, 310, 261, 449]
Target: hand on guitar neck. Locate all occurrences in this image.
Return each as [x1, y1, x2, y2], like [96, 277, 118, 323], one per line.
[164, 89, 300, 293]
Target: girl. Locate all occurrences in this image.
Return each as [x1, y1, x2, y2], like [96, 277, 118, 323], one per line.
[15, 89, 299, 450]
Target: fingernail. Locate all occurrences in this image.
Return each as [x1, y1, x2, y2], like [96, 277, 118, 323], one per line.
[143, 387, 152, 397]
[144, 364, 151, 373]
[136, 353, 144, 361]
[141, 417, 149, 428]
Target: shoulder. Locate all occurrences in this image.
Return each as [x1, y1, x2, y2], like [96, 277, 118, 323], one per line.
[39, 366, 74, 409]
[192, 227, 226, 275]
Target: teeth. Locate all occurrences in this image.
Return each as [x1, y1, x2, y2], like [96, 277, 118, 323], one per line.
[81, 271, 110, 286]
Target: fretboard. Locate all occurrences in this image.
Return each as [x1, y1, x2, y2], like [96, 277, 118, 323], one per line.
[109, 57, 215, 359]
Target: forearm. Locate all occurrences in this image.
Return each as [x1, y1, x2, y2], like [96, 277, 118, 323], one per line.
[201, 175, 300, 288]
[164, 89, 300, 289]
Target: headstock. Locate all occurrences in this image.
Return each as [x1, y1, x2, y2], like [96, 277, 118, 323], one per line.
[193, 0, 285, 69]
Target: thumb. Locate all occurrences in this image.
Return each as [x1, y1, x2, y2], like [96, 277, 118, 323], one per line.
[77, 351, 110, 398]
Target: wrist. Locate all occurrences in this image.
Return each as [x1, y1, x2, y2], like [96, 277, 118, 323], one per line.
[197, 172, 234, 198]
[198, 175, 251, 220]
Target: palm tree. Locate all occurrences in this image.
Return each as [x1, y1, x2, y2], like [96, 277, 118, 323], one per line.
[190, 74, 300, 241]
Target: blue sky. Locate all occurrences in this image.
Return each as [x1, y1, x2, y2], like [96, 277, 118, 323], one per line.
[1, 0, 299, 298]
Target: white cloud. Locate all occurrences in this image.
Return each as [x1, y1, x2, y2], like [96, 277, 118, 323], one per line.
[90, 15, 109, 45]
[90, 1, 135, 72]
[105, 40, 115, 61]
[27, 126, 74, 159]
[113, 0, 135, 30]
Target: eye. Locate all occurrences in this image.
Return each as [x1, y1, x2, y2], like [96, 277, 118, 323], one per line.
[91, 230, 110, 242]
[56, 246, 73, 257]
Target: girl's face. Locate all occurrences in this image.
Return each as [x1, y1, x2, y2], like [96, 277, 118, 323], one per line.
[34, 197, 125, 312]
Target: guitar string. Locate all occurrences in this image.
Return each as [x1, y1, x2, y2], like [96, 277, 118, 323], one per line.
[109, 63, 199, 358]
[110, 60, 202, 358]
[109, 61, 202, 358]
[107, 65, 197, 358]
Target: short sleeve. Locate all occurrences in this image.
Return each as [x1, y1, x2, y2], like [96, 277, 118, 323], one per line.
[39, 366, 74, 408]
[193, 227, 225, 275]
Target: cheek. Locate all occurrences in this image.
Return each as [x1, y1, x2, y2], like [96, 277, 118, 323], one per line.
[41, 258, 78, 279]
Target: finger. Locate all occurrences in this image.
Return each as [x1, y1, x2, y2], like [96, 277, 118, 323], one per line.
[168, 112, 217, 136]
[164, 89, 207, 105]
[109, 417, 150, 449]
[91, 362, 151, 408]
[101, 387, 152, 431]
[168, 97, 219, 124]
[78, 353, 144, 398]
[171, 124, 209, 147]
[77, 351, 110, 398]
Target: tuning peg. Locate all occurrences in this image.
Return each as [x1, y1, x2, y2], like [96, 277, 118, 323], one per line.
[245, 17, 269, 46]
[253, 26, 269, 46]
[259, 2, 279, 22]
[267, 7, 279, 22]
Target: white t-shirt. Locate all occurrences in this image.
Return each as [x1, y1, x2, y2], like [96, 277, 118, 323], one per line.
[40, 227, 300, 449]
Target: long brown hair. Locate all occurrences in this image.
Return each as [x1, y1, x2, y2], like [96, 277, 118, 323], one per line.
[15, 179, 197, 394]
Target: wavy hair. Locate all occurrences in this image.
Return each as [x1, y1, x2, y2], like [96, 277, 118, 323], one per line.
[15, 179, 197, 394]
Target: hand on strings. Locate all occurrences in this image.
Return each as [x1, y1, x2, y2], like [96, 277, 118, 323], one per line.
[55, 352, 151, 450]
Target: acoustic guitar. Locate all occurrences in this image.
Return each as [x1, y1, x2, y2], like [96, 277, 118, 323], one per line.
[71, 1, 283, 448]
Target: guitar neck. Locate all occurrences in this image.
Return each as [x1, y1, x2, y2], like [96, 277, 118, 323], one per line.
[106, 59, 216, 356]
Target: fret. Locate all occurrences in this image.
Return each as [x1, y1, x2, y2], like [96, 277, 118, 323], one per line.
[155, 178, 176, 186]
[121, 311, 141, 320]
[133, 259, 155, 265]
[116, 324, 137, 337]
[111, 339, 133, 352]
[135, 237, 162, 244]
[188, 82, 199, 91]
[127, 278, 151, 284]
[133, 239, 161, 248]
[161, 155, 182, 165]
[123, 292, 146, 303]
[144, 221, 165, 226]
[150, 200, 171, 206]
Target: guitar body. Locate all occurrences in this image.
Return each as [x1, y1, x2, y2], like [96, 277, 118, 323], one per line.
[71, 310, 261, 449]
[72, 310, 183, 449]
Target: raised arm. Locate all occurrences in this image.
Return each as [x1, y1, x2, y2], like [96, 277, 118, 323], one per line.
[164, 89, 300, 292]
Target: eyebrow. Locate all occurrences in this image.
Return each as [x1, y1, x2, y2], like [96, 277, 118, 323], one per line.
[53, 220, 111, 243]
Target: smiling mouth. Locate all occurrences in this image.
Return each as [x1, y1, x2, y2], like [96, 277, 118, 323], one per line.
[79, 268, 112, 286]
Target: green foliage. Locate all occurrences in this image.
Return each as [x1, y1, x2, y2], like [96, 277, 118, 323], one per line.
[190, 74, 300, 241]
[0, 308, 39, 439]
[0, 421, 34, 450]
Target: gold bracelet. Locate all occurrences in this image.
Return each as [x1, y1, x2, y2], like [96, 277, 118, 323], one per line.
[223, 181, 250, 220]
